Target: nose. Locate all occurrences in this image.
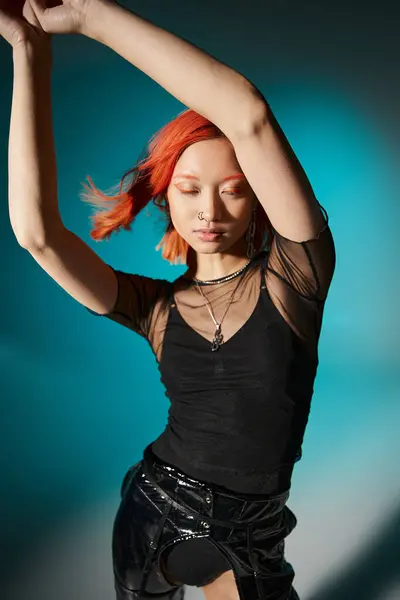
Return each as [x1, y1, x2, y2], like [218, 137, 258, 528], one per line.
[198, 190, 223, 223]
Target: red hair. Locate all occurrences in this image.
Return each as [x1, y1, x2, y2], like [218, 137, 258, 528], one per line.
[80, 108, 273, 265]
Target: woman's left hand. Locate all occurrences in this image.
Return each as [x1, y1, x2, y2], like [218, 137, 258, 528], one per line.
[29, 0, 98, 35]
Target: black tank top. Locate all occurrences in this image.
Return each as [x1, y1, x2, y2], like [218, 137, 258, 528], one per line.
[152, 252, 311, 496]
[85, 203, 336, 496]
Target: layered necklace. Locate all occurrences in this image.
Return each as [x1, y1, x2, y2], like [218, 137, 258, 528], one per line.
[192, 257, 253, 351]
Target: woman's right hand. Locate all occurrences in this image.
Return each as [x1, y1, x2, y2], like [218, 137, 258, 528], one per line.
[0, 0, 50, 49]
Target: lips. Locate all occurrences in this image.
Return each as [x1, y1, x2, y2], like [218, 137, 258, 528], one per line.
[194, 231, 224, 242]
[194, 229, 225, 233]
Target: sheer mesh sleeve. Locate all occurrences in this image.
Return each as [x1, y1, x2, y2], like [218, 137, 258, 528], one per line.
[85, 266, 170, 341]
[266, 202, 336, 302]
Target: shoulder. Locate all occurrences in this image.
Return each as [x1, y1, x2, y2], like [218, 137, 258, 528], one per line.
[107, 265, 173, 308]
[112, 266, 172, 288]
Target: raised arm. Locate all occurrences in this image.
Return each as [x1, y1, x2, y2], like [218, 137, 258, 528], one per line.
[30, 0, 265, 140]
[33, 0, 332, 248]
[78, 0, 330, 244]
[83, 0, 264, 139]
[4, 13, 117, 315]
[77, 1, 332, 246]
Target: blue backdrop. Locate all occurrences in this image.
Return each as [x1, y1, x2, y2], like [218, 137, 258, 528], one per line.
[1, 1, 399, 599]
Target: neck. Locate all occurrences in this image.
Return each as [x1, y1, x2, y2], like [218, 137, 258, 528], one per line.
[184, 238, 252, 282]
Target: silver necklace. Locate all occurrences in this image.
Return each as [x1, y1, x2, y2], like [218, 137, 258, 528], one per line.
[194, 270, 246, 352]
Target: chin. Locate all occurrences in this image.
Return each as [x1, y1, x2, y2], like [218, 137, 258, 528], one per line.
[192, 240, 226, 254]
[197, 247, 221, 254]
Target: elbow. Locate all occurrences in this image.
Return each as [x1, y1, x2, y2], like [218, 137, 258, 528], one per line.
[14, 227, 56, 252]
[13, 215, 65, 251]
[12, 225, 44, 250]
[229, 97, 270, 142]
[16, 235, 47, 251]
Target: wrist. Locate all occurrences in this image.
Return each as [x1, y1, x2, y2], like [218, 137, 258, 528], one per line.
[81, 0, 125, 43]
[13, 39, 52, 71]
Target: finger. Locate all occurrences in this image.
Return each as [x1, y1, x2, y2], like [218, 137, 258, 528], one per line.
[22, 1, 41, 27]
[28, 0, 46, 17]
[28, 0, 68, 33]
[29, 0, 56, 33]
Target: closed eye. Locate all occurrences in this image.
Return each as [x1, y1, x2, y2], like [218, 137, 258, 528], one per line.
[179, 189, 240, 196]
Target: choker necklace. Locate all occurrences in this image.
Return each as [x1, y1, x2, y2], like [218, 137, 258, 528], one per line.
[186, 257, 253, 286]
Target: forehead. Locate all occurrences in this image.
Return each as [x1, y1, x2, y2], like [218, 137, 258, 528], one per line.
[172, 138, 241, 179]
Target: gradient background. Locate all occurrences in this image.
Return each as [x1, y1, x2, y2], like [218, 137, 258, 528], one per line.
[1, 0, 399, 598]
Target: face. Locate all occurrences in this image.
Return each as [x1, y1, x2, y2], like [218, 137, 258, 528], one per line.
[166, 137, 257, 257]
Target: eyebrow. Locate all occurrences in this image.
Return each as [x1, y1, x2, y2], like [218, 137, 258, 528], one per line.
[173, 173, 245, 182]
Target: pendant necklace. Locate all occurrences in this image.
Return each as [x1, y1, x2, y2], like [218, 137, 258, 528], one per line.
[194, 260, 252, 351]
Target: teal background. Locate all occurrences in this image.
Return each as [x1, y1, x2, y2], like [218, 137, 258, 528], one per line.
[1, 0, 399, 598]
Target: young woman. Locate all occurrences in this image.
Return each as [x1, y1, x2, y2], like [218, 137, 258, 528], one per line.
[2, 1, 336, 599]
